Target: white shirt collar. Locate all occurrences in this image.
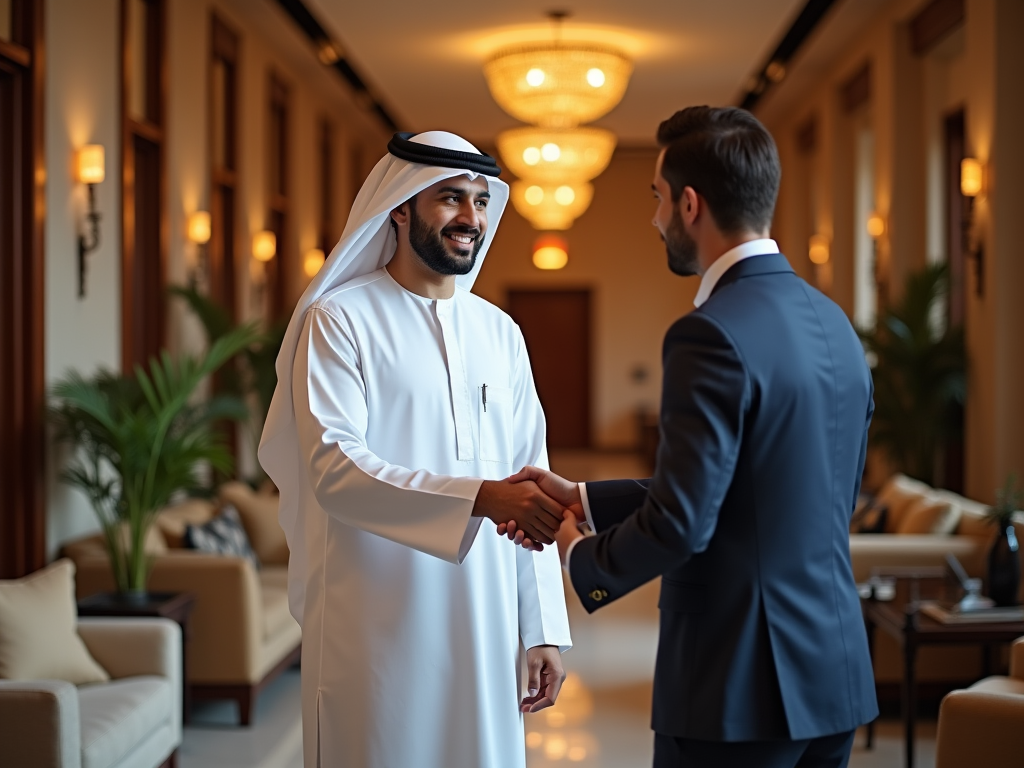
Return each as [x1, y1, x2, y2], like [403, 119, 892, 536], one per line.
[693, 239, 779, 308]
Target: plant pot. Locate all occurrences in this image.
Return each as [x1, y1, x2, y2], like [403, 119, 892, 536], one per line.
[987, 524, 1021, 607]
[118, 589, 152, 605]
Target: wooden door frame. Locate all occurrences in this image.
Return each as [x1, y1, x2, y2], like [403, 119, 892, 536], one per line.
[0, 0, 45, 577]
[267, 70, 290, 320]
[120, 0, 167, 371]
[209, 12, 240, 322]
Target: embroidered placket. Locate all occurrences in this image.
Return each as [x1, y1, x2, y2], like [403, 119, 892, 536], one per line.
[435, 300, 475, 461]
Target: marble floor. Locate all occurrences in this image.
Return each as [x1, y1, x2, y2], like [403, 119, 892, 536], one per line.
[178, 450, 937, 767]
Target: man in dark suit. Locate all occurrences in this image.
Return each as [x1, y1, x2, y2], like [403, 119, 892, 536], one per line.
[500, 107, 878, 767]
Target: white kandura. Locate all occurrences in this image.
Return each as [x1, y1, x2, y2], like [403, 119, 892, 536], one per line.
[259, 132, 571, 768]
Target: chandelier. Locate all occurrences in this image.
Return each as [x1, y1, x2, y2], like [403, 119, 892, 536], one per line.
[484, 43, 633, 128]
[511, 180, 594, 231]
[496, 126, 616, 184]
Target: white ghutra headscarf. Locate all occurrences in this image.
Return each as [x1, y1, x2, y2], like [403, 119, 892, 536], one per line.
[258, 131, 509, 619]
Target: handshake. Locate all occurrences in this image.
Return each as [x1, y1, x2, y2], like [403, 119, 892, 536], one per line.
[472, 467, 585, 553]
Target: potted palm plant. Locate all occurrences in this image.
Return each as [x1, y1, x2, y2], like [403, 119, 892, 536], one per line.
[50, 326, 258, 595]
[986, 474, 1022, 606]
[858, 263, 967, 486]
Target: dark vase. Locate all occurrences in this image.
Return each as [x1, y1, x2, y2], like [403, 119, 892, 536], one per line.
[987, 524, 1020, 607]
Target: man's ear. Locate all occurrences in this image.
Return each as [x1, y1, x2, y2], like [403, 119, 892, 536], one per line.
[390, 202, 410, 229]
[679, 187, 700, 227]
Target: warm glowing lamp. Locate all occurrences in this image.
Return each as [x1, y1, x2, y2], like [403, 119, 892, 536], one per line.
[961, 158, 983, 197]
[866, 212, 886, 239]
[484, 43, 633, 128]
[76, 145, 106, 184]
[532, 235, 569, 270]
[304, 248, 326, 277]
[808, 234, 830, 265]
[253, 230, 277, 262]
[497, 126, 616, 184]
[188, 211, 211, 244]
[512, 180, 593, 230]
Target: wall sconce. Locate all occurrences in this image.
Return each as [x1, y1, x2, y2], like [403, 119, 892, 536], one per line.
[187, 211, 211, 289]
[866, 211, 886, 240]
[253, 230, 277, 262]
[532, 235, 569, 270]
[961, 157, 985, 297]
[808, 234, 830, 265]
[303, 248, 326, 277]
[76, 145, 105, 298]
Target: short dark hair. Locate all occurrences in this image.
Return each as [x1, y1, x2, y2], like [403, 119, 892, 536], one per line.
[656, 106, 780, 234]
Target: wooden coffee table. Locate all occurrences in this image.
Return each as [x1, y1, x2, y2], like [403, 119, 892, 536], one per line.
[861, 571, 1024, 768]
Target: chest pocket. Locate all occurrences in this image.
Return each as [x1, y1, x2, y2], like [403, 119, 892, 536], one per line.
[478, 385, 514, 464]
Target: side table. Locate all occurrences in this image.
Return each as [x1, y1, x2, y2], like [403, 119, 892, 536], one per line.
[861, 574, 1024, 768]
[78, 591, 196, 724]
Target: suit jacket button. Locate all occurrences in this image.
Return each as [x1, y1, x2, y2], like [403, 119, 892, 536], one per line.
[589, 589, 608, 601]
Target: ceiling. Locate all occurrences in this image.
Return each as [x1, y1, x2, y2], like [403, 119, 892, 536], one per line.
[305, 0, 810, 145]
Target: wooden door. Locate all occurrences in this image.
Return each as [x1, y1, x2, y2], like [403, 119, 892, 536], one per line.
[507, 290, 592, 450]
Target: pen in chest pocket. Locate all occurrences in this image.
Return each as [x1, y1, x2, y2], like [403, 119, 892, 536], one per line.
[482, 383, 487, 412]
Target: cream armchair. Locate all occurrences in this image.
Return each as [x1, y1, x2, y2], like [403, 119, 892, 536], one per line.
[0, 618, 182, 768]
[936, 636, 1024, 768]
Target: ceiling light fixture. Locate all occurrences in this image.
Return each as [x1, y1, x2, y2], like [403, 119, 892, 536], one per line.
[497, 126, 616, 184]
[512, 180, 593, 231]
[533, 235, 569, 270]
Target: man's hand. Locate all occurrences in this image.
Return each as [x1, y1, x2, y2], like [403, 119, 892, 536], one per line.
[521, 645, 565, 713]
[496, 467, 583, 550]
[554, 509, 584, 567]
[472, 479, 564, 546]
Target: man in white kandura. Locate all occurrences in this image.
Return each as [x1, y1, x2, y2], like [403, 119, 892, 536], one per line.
[259, 131, 572, 768]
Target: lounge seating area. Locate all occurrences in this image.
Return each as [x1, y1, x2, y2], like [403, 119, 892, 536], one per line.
[61, 483, 299, 726]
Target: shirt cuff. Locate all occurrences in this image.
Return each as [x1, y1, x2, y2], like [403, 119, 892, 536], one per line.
[578, 482, 595, 532]
[563, 534, 584, 573]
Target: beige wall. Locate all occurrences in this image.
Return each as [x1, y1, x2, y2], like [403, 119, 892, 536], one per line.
[475, 148, 699, 449]
[762, 0, 1024, 503]
[44, 0, 389, 557]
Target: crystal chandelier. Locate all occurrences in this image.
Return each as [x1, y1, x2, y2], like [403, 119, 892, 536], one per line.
[511, 180, 594, 231]
[484, 43, 632, 128]
[496, 126, 616, 184]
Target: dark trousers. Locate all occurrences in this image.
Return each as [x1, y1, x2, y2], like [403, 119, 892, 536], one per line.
[653, 729, 856, 768]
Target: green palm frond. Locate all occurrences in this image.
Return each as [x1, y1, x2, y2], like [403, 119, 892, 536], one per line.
[49, 322, 260, 592]
[858, 262, 967, 485]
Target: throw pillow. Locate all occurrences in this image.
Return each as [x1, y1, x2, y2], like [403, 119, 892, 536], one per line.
[218, 481, 287, 566]
[876, 474, 932, 533]
[184, 505, 260, 569]
[0, 559, 110, 684]
[156, 497, 218, 549]
[897, 497, 962, 535]
[854, 502, 889, 534]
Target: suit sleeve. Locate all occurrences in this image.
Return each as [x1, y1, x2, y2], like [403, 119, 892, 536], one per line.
[850, 383, 875, 515]
[293, 307, 484, 565]
[510, 328, 572, 652]
[570, 312, 749, 612]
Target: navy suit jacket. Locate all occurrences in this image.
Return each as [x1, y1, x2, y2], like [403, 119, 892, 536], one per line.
[569, 253, 878, 742]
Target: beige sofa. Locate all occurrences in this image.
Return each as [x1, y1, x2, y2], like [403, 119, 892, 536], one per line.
[851, 474, 1024, 690]
[62, 484, 300, 726]
[936, 637, 1024, 768]
[0, 617, 181, 768]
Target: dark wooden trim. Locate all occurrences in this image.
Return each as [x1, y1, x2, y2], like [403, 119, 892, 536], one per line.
[318, 116, 333, 251]
[0, 38, 30, 67]
[0, 0, 45, 579]
[267, 70, 291, 320]
[120, 0, 167, 372]
[840, 62, 872, 113]
[795, 115, 817, 154]
[209, 12, 240, 327]
[910, 0, 965, 56]
[190, 643, 300, 726]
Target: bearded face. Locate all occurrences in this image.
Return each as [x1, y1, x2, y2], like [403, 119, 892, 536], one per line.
[663, 204, 700, 277]
[407, 198, 485, 276]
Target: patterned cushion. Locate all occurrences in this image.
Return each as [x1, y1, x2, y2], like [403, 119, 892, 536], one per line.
[184, 505, 260, 569]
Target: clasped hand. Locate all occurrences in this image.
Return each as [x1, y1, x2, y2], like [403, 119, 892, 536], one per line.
[474, 467, 585, 557]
